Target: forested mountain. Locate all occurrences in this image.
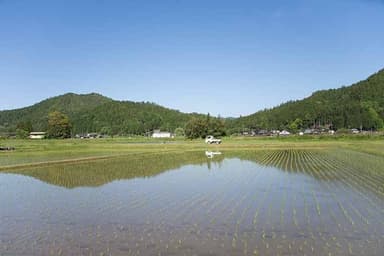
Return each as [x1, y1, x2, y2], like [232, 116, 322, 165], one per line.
[0, 93, 112, 132]
[1, 68, 383, 136]
[70, 100, 205, 135]
[229, 69, 384, 132]
[0, 93, 205, 135]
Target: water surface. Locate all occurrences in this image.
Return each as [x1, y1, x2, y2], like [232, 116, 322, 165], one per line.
[1, 150, 383, 255]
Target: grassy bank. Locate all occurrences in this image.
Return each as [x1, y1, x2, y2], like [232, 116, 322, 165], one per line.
[1, 136, 383, 170]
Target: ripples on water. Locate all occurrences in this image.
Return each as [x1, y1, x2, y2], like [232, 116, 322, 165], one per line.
[1, 150, 383, 255]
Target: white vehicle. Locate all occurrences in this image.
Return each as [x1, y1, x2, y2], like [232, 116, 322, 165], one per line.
[205, 135, 222, 144]
[205, 151, 222, 158]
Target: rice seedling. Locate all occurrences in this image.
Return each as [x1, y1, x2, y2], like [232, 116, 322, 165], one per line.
[2, 143, 384, 255]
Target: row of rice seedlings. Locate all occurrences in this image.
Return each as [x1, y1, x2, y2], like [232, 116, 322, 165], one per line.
[106, 150, 380, 254]
[226, 173, 259, 223]
[331, 149, 384, 184]
[327, 156, 384, 200]
[171, 169, 253, 248]
[301, 152, 328, 218]
[253, 164, 287, 252]
[303, 151, 356, 231]
[308, 161, 355, 231]
[252, 183, 272, 234]
[311, 190, 321, 217]
[292, 199, 299, 229]
[257, 150, 281, 166]
[286, 149, 301, 172]
[347, 202, 370, 226]
[265, 150, 290, 170]
[291, 163, 316, 244]
[267, 149, 307, 173]
[112, 183, 187, 241]
[302, 150, 381, 252]
[203, 172, 254, 232]
[328, 207, 343, 232]
[295, 151, 327, 229]
[150, 170, 232, 223]
[315, 152, 380, 208]
[172, 191, 218, 223]
[229, 190, 255, 249]
[336, 200, 355, 226]
[324, 150, 384, 199]
[297, 151, 340, 241]
[280, 192, 287, 227]
[259, 184, 287, 253]
[317, 151, 384, 219]
[209, 172, 259, 226]
[303, 196, 311, 227]
[300, 150, 323, 180]
[274, 150, 290, 172]
[5, 151, 381, 255]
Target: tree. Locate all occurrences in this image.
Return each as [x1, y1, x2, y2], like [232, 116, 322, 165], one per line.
[47, 111, 72, 138]
[174, 127, 185, 137]
[16, 121, 33, 133]
[100, 126, 112, 136]
[16, 128, 29, 139]
[288, 118, 303, 133]
[208, 118, 227, 137]
[15, 121, 33, 139]
[185, 117, 208, 139]
[361, 101, 384, 130]
[184, 115, 226, 139]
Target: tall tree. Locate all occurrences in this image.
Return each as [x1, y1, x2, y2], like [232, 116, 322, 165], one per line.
[47, 111, 72, 138]
[185, 117, 208, 139]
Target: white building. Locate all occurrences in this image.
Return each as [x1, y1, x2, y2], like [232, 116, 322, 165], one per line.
[152, 130, 173, 138]
[279, 130, 291, 136]
[29, 132, 46, 139]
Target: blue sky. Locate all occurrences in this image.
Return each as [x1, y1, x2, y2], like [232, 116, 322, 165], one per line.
[1, 0, 383, 117]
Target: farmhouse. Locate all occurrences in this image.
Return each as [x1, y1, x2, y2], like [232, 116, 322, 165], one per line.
[29, 132, 46, 139]
[279, 130, 291, 136]
[152, 130, 173, 138]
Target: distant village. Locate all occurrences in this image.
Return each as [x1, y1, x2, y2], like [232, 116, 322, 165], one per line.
[12, 127, 372, 140]
[18, 129, 175, 139]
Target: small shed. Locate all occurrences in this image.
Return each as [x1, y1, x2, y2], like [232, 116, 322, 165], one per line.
[29, 132, 46, 139]
[152, 130, 173, 138]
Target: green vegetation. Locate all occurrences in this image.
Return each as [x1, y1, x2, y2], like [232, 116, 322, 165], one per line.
[230, 69, 384, 132]
[1, 138, 383, 255]
[1, 136, 383, 169]
[0, 92, 207, 136]
[185, 114, 226, 139]
[47, 111, 72, 138]
[1, 69, 383, 136]
[0, 93, 111, 133]
[3, 151, 219, 188]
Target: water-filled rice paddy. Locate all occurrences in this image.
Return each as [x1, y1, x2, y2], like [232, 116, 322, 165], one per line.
[1, 149, 383, 255]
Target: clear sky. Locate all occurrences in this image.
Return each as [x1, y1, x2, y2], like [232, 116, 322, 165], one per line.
[1, 0, 383, 117]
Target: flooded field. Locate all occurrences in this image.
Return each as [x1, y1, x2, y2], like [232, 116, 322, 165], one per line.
[1, 149, 384, 255]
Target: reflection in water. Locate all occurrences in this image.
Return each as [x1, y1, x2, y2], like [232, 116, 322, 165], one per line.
[205, 151, 222, 158]
[3, 152, 221, 188]
[1, 150, 384, 255]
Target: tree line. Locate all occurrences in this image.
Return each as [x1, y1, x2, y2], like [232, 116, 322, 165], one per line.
[229, 69, 384, 133]
[10, 110, 227, 139]
[1, 69, 383, 138]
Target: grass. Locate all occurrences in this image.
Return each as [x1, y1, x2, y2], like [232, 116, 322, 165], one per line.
[0, 136, 383, 170]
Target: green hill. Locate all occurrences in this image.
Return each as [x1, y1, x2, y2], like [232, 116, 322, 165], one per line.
[1, 68, 383, 136]
[0, 93, 112, 132]
[0, 92, 204, 135]
[230, 69, 384, 132]
[70, 100, 204, 135]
